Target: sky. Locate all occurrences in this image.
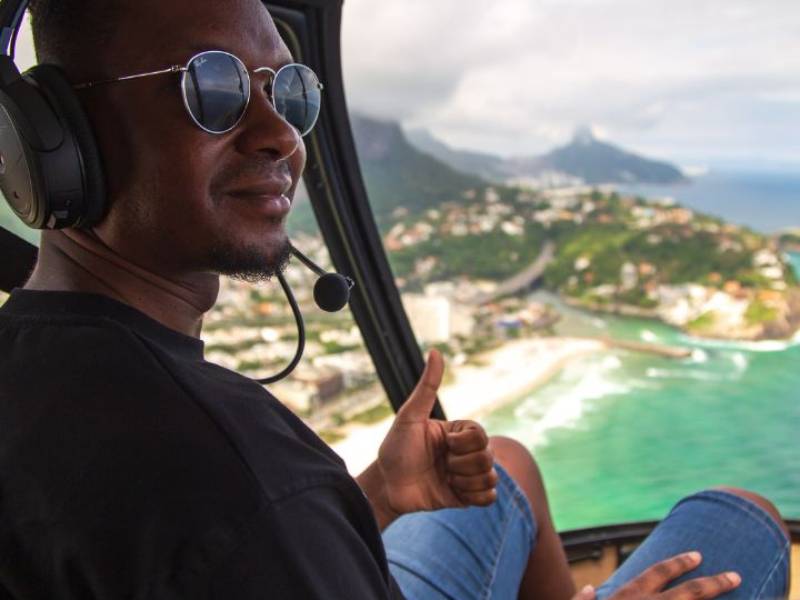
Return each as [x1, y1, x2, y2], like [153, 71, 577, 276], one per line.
[341, 0, 800, 168]
[13, 2, 800, 169]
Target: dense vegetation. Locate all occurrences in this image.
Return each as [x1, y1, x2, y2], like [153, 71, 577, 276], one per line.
[779, 232, 800, 248]
[545, 223, 762, 294]
[389, 225, 549, 285]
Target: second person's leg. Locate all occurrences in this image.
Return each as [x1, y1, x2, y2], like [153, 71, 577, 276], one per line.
[489, 436, 575, 600]
[594, 488, 790, 599]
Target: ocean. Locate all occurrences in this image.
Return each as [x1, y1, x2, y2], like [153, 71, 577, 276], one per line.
[619, 169, 800, 234]
[484, 169, 800, 531]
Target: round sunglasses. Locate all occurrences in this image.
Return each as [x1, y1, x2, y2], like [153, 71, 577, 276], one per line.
[74, 50, 323, 136]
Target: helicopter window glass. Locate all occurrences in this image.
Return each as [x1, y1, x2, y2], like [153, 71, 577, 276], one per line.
[341, 1, 800, 531]
[15, 11, 36, 71]
[202, 181, 391, 463]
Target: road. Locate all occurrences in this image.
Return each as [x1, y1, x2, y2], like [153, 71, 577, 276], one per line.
[472, 240, 556, 305]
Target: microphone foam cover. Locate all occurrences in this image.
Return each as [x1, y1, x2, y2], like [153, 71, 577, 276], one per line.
[314, 273, 351, 312]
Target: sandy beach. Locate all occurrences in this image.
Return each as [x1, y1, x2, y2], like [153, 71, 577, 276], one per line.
[331, 336, 605, 474]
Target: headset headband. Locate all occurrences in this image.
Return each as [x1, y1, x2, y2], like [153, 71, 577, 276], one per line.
[0, 0, 29, 57]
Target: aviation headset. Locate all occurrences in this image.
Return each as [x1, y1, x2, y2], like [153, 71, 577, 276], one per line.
[0, 0, 106, 231]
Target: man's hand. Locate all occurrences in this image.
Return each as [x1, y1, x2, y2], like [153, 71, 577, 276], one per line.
[571, 552, 741, 600]
[375, 350, 498, 520]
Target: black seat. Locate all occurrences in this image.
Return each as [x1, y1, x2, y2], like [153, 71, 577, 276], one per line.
[0, 227, 37, 292]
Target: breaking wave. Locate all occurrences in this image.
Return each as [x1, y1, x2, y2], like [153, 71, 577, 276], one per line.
[680, 334, 799, 353]
[641, 329, 660, 343]
[690, 349, 709, 363]
[512, 355, 630, 448]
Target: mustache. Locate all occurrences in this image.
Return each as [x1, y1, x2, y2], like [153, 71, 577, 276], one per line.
[210, 157, 295, 194]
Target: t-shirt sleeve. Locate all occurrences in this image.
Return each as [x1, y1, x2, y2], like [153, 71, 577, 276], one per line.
[187, 486, 403, 600]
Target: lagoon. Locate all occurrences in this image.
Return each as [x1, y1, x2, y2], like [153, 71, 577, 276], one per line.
[484, 266, 800, 531]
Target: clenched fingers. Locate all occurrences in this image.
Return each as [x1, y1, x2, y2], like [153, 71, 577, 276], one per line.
[449, 469, 499, 492]
[446, 423, 489, 455]
[446, 449, 495, 476]
[449, 467, 498, 507]
[454, 488, 497, 507]
[444, 424, 496, 508]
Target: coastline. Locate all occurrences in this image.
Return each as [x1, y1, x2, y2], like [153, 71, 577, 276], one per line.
[562, 294, 800, 343]
[330, 336, 605, 474]
[437, 337, 606, 421]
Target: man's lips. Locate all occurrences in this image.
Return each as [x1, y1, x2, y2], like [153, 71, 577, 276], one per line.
[226, 186, 292, 219]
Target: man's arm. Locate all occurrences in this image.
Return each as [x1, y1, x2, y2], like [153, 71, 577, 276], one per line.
[356, 461, 399, 531]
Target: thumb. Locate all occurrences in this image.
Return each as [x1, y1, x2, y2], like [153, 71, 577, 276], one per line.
[397, 349, 444, 421]
[572, 585, 596, 600]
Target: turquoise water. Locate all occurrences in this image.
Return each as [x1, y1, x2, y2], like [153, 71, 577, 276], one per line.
[483, 263, 800, 531]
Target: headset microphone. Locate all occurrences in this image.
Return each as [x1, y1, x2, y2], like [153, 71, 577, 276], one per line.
[289, 244, 354, 312]
[258, 244, 354, 384]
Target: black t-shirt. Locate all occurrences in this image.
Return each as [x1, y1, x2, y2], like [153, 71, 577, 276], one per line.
[0, 290, 405, 599]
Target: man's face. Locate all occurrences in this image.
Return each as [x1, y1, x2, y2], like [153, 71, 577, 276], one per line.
[84, 0, 306, 280]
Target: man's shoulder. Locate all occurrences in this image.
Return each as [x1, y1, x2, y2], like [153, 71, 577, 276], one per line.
[0, 294, 357, 546]
[0, 297, 347, 502]
[1, 299, 162, 363]
[0, 306, 266, 548]
[0, 294, 202, 394]
[0, 300, 253, 486]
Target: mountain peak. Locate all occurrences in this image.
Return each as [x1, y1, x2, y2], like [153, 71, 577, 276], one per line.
[398, 116, 686, 187]
[572, 125, 598, 146]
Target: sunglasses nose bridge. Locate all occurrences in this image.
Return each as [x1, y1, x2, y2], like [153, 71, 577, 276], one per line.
[240, 74, 302, 154]
[252, 67, 276, 102]
[249, 68, 302, 134]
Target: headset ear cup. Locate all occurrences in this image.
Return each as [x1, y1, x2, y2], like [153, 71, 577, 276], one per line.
[25, 64, 106, 226]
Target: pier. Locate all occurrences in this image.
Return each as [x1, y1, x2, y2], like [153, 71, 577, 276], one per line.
[597, 336, 692, 359]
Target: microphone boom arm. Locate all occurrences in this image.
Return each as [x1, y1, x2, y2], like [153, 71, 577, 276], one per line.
[256, 244, 354, 384]
[289, 244, 326, 278]
[257, 272, 306, 385]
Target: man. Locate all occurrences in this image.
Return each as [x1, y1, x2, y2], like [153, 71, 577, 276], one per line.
[0, 0, 790, 598]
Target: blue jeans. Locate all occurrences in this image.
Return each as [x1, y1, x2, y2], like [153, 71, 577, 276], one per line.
[382, 466, 790, 600]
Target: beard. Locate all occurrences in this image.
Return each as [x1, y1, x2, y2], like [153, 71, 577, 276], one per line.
[207, 232, 292, 283]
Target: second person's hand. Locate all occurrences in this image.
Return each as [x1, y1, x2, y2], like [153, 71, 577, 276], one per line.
[571, 552, 741, 600]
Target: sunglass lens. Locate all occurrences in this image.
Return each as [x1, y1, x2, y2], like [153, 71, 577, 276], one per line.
[273, 64, 322, 137]
[183, 52, 249, 133]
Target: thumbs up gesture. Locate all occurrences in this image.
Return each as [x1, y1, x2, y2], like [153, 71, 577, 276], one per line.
[376, 350, 499, 517]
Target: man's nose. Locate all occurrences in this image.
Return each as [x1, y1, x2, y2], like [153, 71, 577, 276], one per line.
[235, 88, 302, 161]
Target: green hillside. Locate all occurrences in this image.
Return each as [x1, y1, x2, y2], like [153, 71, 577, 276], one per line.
[287, 114, 487, 234]
[351, 114, 485, 227]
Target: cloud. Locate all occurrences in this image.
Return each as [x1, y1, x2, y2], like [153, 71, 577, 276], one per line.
[11, 3, 799, 165]
[342, 0, 800, 163]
